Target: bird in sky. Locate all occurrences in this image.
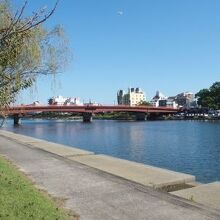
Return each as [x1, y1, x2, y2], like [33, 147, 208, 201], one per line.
[117, 11, 123, 16]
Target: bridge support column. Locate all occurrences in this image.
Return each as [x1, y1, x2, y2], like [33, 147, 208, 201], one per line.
[83, 113, 93, 122]
[135, 113, 147, 121]
[13, 114, 21, 125]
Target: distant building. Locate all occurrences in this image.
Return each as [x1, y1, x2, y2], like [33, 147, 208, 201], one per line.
[48, 96, 83, 106]
[117, 87, 146, 106]
[150, 91, 167, 107]
[166, 97, 178, 109]
[65, 97, 83, 106]
[150, 91, 178, 108]
[48, 95, 66, 105]
[84, 102, 100, 106]
[32, 101, 40, 106]
[83, 99, 100, 106]
[175, 92, 195, 108]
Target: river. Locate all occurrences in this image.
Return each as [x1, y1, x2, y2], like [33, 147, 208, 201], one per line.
[1, 119, 220, 183]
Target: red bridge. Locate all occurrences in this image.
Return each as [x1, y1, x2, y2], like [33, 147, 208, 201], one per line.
[5, 105, 178, 124]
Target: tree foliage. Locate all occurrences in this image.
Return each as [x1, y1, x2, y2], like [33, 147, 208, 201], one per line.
[138, 100, 151, 106]
[0, 0, 69, 113]
[196, 82, 220, 109]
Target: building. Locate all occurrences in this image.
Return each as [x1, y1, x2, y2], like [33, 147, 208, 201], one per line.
[150, 91, 178, 108]
[48, 95, 67, 105]
[175, 92, 195, 108]
[117, 88, 146, 106]
[166, 97, 178, 109]
[65, 97, 83, 106]
[48, 96, 83, 106]
[83, 99, 100, 106]
[150, 91, 167, 107]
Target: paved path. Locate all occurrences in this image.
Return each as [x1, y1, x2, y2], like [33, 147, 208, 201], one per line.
[0, 135, 220, 220]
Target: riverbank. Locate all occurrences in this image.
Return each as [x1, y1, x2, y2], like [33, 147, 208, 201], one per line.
[25, 112, 137, 121]
[2, 119, 220, 183]
[20, 112, 220, 121]
[0, 155, 78, 220]
[0, 130, 220, 219]
[0, 130, 195, 191]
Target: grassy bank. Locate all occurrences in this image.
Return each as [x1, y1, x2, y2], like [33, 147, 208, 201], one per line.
[0, 155, 77, 220]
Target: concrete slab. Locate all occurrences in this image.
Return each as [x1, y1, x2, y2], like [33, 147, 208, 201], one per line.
[171, 182, 220, 210]
[0, 130, 41, 143]
[0, 130, 94, 157]
[28, 141, 94, 157]
[69, 154, 195, 190]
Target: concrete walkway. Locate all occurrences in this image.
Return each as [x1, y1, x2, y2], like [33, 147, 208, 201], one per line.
[0, 133, 220, 219]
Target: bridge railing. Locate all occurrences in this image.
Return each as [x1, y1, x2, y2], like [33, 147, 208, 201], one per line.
[3, 104, 178, 115]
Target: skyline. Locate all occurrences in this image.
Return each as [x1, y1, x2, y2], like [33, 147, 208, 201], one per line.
[15, 0, 220, 104]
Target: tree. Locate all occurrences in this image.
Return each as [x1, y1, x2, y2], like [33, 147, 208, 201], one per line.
[0, 0, 69, 115]
[138, 100, 151, 106]
[48, 98, 54, 105]
[196, 82, 220, 109]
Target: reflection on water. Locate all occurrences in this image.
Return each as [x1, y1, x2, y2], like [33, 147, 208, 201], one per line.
[2, 119, 220, 183]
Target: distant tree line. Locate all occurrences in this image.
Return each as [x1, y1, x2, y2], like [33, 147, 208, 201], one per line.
[196, 82, 220, 110]
[138, 101, 151, 106]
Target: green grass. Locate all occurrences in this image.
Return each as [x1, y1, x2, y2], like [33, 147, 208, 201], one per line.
[0, 155, 75, 220]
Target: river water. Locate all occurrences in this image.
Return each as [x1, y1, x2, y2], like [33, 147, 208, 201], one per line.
[2, 119, 220, 183]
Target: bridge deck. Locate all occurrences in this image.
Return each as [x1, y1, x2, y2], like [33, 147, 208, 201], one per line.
[5, 105, 178, 115]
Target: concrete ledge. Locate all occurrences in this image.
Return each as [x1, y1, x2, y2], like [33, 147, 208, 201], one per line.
[0, 130, 196, 191]
[171, 182, 220, 210]
[0, 130, 94, 157]
[0, 130, 41, 143]
[26, 141, 94, 157]
[69, 154, 195, 190]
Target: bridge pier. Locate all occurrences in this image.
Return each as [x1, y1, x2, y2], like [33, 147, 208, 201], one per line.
[135, 113, 147, 121]
[82, 113, 93, 122]
[13, 114, 21, 125]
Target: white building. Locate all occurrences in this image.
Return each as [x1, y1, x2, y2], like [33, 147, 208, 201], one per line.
[150, 91, 178, 109]
[51, 95, 67, 105]
[32, 101, 40, 106]
[150, 91, 167, 107]
[65, 97, 83, 106]
[117, 88, 146, 106]
[48, 96, 83, 106]
[166, 98, 178, 109]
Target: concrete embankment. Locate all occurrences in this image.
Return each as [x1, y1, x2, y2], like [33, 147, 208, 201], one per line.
[0, 130, 220, 219]
[171, 182, 220, 210]
[0, 130, 195, 191]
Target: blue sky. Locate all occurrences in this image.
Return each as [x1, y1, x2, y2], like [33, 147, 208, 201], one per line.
[16, 0, 220, 104]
